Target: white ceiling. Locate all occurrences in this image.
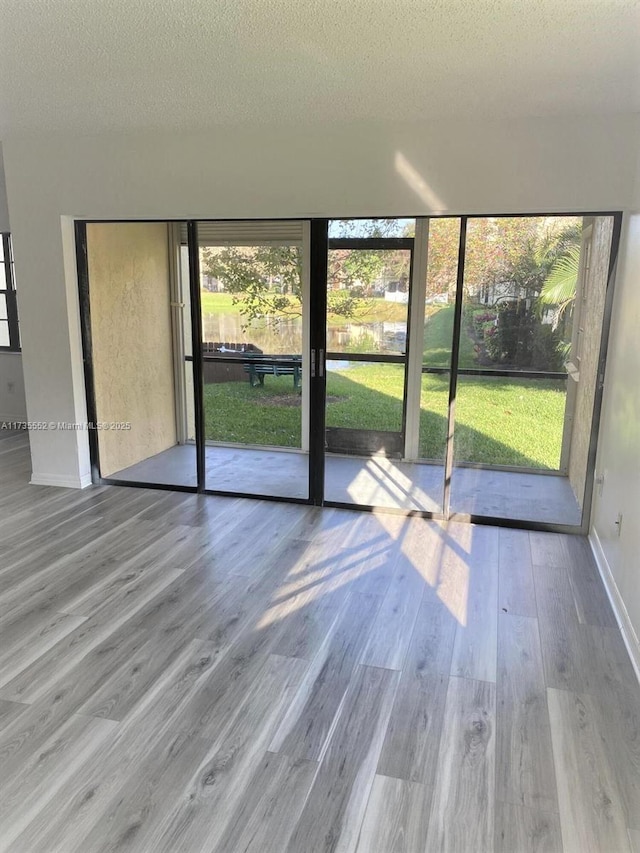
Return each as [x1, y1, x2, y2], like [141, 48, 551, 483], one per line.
[1, 0, 639, 136]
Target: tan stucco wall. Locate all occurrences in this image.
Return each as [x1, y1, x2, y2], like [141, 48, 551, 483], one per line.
[87, 222, 176, 477]
[568, 216, 614, 506]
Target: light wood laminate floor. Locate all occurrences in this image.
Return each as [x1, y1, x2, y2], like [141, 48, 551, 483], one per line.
[0, 428, 637, 852]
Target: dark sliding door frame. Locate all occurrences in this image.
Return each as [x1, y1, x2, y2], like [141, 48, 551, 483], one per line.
[308, 220, 329, 506]
[325, 235, 416, 458]
[187, 221, 206, 493]
[76, 211, 623, 534]
[183, 220, 317, 504]
[442, 216, 467, 519]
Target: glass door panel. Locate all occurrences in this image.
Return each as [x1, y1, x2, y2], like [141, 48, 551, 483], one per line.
[417, 218, 460, 511]
[449, 214, 612, 526]
[326, 360, 405, 455]
[196, 221, 310, 499]
[324, 234, 419, 508]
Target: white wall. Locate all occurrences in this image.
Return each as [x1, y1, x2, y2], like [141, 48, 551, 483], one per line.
[591, 146, 640, 668]
[0, 353, 27, 422]
[1, 114, 639, 487]
[0, 143, 27, 423]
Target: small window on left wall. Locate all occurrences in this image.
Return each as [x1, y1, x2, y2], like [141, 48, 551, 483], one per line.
[0, 234, 20, 351]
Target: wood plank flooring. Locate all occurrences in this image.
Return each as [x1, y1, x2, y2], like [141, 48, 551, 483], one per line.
[0, 429, 638, 852]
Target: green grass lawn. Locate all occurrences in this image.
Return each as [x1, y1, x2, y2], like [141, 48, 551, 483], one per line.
[450, 375, 566, 467]
[200, 292, 410, 326]
[200, 298, 567, 469]
[204, 363, 567, 469]
[423, 304, 476, 367]
[200, 292, 239, 315]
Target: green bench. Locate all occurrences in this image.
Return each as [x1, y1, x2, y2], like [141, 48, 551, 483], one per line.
[243, 355, 302, 390]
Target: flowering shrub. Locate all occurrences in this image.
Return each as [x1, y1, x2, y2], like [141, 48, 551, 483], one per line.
[472, 310, 497, 338]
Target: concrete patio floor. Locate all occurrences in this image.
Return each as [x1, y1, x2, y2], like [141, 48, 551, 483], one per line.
[110, 443, 582, 525]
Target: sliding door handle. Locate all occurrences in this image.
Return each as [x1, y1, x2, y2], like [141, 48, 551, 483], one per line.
[319, 349, 325, 378]
[311, 349, 316, 378]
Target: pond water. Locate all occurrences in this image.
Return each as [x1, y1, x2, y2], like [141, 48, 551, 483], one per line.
[201, 313, 407, 356]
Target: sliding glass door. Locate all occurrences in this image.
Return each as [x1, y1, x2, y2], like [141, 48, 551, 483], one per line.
[416, 217, 460, 511]
[194, 221, 311, 500]
[79, 212, 621, 530]
[448, 214, 618, 527]
[322, 218, 450, 513]
[80, 219, 313, 501]
[323, 221, 413, 508]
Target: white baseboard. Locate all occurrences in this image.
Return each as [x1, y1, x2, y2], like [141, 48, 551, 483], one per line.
[589, 527, 640, 685]
[30, 471, 93, 489]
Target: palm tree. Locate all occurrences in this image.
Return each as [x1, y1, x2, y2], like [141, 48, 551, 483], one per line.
[538, 244, 580, 319]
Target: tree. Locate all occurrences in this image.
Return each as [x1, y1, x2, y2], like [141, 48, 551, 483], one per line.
[200, 217, 582, 331]
[425, 218, 460, 298]
[423, 217, 581, 303]
[201, 245, 302, 327]
[538, 245, 581, 319]
[201, 221, 410, 328]
[329, 218, 411, 238]
[463, 217, 581, 301]
[201, 244, 389, 327]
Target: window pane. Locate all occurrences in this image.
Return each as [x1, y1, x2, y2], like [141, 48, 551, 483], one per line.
[463, 216, 581, 373]
[424, 218, 459, 368]
[199, 231, 308, 500]
[329, 218, 415, 238]
[327, 248, 411, 356]
[326, 360, 405, 442]
[420, 372, 449, 462]
[454, 375, 568, 468]
[199, 244, 302, 356]
[0, 294, 7, 320]
[0, 321, 10, 347]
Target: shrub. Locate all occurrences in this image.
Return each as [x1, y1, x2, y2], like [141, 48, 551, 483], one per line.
[481, 320, 496, 339]
[485, 302, 562, 370]
[532, 324, 565, 372]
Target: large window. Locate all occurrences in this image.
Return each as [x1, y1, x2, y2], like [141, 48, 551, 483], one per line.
[0, 234, 20, 351]
[78, 214, 620, 530]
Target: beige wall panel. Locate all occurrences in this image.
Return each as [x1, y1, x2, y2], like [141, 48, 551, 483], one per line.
[568, 217, 613, 506]
[87, 222, 176, 477]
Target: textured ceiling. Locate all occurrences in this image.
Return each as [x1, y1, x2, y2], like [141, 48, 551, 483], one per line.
[0, 0, 639, 135]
